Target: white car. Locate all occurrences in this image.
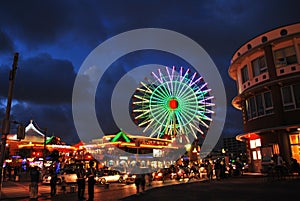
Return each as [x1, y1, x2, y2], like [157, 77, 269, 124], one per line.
[57, 169, 78, 184]
[95, 169, 124, 184]
[42, 169, 77, 184]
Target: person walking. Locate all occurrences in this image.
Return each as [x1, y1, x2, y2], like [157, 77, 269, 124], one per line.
[214, 160, 221, 180]
[61, 176, 67, 194]
[50, 169, 57, 197]
[76, 164, 86, 200]
[29, 166, 40, 200]
[87, 161, 96, 201]
[132, 162, 145, 194]
[206, 160, 213, 182]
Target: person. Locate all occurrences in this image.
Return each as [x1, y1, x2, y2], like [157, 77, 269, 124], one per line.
[132, 162, 145, 194]
[206, 160, 213, 182]
[29, 166, 40, 200]
[275, 154, 284, 179]
[76, 164, 86, 200]
[87, 161, 96, 201]
[214, 160, 221, 180]
[50, 169, 57, 197]
[290, 158, 300, 175]
[61, 176, 67, 194]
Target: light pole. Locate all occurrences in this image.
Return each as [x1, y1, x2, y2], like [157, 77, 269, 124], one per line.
[0, 53, 19, 199]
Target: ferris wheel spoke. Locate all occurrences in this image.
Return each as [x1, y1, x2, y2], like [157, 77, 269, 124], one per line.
[132, 66, 214, 140]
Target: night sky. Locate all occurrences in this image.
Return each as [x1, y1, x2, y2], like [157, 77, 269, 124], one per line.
[0, 0, 300, 145]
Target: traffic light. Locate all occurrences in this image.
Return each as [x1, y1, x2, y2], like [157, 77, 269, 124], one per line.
[17, 124, 25, 139]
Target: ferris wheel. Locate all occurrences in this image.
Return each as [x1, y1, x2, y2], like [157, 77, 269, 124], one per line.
[131, 66, 215, 142]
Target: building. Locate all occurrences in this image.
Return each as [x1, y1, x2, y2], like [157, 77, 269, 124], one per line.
[84, 130, 197, 170]
[223, 137, 247, 159]
[228, 23, 300, 172]
[5, 120, 78, 169]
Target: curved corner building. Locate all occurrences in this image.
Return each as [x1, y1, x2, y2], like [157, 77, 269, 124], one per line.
[228, 23, 300, 172]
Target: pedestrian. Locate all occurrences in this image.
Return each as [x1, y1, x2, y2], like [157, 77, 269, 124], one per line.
[76, 164, 86, 200]
[61, 176, 67, 194]
[50, 169, 57, 197]
[214, 160, 221, 180]
[87, 161, 96, 201]
[132, 162, 145, 194]
[29, 166, 40, 200]
[206, 160, 213, 182]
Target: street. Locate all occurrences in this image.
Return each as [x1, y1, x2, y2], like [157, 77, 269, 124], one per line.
[1, 176, 195, 201]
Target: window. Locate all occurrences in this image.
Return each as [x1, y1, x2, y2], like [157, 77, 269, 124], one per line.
[250, 140, 256, 149]
[264, 91, 273, 114]
[256, 94, 264, 116]
[252, 151, 257, 160]
[293, 84, 300, 108]
[274, 46, 297, 68]
[252, 56, 267, 77]
[245, 91, 273, 120]
[250, 139, 261, 149]
[289, 134, 300, 163]
[281, 84, 300, 111]
[241, 65, 249, 83]
[249, 97, 256, 119]
[257, 150, 262, 160]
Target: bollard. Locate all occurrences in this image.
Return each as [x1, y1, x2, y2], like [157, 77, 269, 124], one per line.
[104, 183, 109, 189]
[15, 175, 19, 182]
[70, 185, 77, 193]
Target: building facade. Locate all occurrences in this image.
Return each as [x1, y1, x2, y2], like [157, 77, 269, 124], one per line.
[228, 23, 300, 172]
[223, 137, 247, 160]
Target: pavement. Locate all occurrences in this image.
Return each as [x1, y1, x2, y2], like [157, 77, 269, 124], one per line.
[1, 173, 299, 201]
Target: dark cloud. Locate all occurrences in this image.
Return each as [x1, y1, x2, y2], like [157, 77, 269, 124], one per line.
[0, 29, 14, 54]
[0, 53, 76, 104]
[0, 0, 299, 144]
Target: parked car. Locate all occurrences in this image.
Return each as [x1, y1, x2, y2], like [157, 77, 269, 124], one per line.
[42, 169, 78, 184]
[95, 169, 124, 184]
[42, 173, 53, 184]
[124, 167, 152, 185]
[152, 168, 176, 181]
[124, 173, 136, 184]
[57, 169, 78, 184]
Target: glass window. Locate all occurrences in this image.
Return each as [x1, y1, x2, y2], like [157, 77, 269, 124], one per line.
[245, 99, 251, 120]
[255, 139, 261, 147]
[293, 84, 300, 108]
[241, 65, 249, 83]
[249, 97, 257, 118]
[256, 94, 264, 116]
[252, 151, 257, 160]
[289, 134, 300, 163]
[274, 46, 297, 68]
[264, 91, 273, 114]
[252, 56, 267, 77]
[246, 92, 274, 120]
[281, 86, 295, 110]
[257, 150, 262, 160]
[250, 140, 256, 149]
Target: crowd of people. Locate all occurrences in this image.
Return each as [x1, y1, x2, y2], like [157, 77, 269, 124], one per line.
[11, 155, 300, 200]
[27, 160, 97, 200]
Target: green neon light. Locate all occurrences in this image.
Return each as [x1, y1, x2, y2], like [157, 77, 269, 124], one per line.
[111, 131, 131, 142]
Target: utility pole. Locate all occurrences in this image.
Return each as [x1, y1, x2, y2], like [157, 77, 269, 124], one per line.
[0, 53, 19, 199]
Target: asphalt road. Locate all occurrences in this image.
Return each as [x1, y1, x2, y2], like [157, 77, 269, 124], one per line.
[120, 175, 300, 201]
[2, 174, 299, 201]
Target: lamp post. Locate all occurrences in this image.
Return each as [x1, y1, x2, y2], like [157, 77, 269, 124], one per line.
[0, 53, 19, 199]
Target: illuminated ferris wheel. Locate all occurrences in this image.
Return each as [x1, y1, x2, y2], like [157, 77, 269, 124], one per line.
[131, 66, 215, 142]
